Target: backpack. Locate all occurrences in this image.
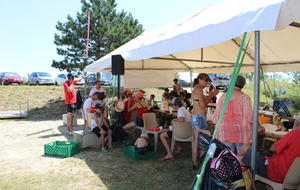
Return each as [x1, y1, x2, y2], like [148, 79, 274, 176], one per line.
[191, 132, 255, 190]
[75, 89, 83, 110]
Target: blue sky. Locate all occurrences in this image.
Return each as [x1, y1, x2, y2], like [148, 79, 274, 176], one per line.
[0, 0, 223, 80]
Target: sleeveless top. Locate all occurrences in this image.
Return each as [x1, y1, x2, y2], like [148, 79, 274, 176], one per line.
[91, 112, 103, 129]
[136, 102, 147, 119]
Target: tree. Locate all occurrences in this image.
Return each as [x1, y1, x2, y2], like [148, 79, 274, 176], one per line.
[52, 0, 144, 74]
[287, 72, 300, 84]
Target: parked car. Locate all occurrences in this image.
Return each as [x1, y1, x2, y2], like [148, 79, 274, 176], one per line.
[208, 74, 231, 92]
[86, 73, 111, 86]
[179, 79, 191, 87]
[28, 72, 55, 85]
[55, 73, 85, 86]
[0, 72, 23, 85]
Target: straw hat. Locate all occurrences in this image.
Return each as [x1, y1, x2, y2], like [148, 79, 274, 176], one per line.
[115, 101, 125, 112]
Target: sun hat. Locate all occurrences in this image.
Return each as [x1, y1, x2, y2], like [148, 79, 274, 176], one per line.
[168, 97, 182, 106]
[115, 101, 125, 112]
[140, 133, 149, 139]
[95, 103, 105, 110]
[135, 91, 144, 99]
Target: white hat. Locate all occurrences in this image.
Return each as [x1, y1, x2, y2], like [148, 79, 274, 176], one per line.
[140, 133, 148, 139]
[115, 101, 125, 112]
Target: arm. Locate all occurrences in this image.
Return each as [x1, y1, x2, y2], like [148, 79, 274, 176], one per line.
[93, 113, 104, 131]
[75, 76, 87, 82]
[128, 102, 138, 112]
[102, 115, 110, 129]
[270, 144, 277, 153]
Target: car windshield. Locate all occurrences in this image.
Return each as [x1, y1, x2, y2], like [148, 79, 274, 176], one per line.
[4, 72, 19, 77]
[38, 72, 51, 77]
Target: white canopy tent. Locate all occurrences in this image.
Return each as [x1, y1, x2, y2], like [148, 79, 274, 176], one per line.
[84, 0, 300, 178]
[84, 0, 300, 74]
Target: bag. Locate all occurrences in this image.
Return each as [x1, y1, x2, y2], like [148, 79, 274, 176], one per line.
[75, 89, 83, 110]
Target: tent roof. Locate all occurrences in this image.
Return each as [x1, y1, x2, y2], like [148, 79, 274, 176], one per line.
[84, 0, 300, 74]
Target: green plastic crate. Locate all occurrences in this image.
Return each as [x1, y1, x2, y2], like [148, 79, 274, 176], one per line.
[123, 141, 154, 160]
[44, 141, 80, 157]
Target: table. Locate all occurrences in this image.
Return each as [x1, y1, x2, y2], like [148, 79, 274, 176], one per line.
[259, 110, 275, 124]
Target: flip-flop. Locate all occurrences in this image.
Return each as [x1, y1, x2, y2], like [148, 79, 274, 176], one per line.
[159, 157, 175, 161]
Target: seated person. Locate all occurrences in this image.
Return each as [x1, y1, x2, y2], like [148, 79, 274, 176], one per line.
[91, 103, 115, 152]
[89, 92, 108, 120]
[238, 114, 300, 183]
[149, 94, 158, 106]
[82, 92, 99, 120]
[123, 90, 136, 124]
[123, 91, 147, 137]
[159, 97, 191, 161]
[134, 133, 149, 148]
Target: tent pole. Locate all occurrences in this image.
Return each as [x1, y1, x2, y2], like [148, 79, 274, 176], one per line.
[251, 31, 261, 175]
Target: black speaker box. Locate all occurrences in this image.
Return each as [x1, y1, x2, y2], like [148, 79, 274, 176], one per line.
[112, 55, 124, 75]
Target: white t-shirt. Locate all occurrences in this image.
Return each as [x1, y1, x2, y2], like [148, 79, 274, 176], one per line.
[83, 97, 93, 120]
[89, 87, 106, 97]
[177, 106, 191, 122]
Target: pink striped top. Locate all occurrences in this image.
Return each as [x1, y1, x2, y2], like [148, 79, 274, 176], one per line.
[213, 93, 253, 144]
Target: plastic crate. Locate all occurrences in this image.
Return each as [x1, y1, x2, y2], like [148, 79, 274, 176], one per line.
[44, 141, 80, 157]
[123, 141, 154, 160]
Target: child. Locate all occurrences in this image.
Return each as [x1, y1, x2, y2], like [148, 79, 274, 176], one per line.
[91, 103, 115, 152]
[134, 133, 149, 148]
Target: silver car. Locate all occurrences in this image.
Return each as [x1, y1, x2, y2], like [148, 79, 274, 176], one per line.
[28, 72, 55, 85]
[55, 73, 85, 86]
[208, 74, 231, 92]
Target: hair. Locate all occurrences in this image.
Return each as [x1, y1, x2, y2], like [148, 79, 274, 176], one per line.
[164, 88, 169, 92]
[185, 92, 191, 99]
[163, 92, 170, 100]
[173, 78, 178, 82]
[179, 91, 185, 97]
[92, 91, 100, 97]
[170, 91, 179, 97]
[235, 75, 246, 89]
[193, 73, 209, 87]
[98, 92, 106, 100]
[294, 114, 300, 127]
[95, 80, 101, 85]
[150, 94, 155, 99]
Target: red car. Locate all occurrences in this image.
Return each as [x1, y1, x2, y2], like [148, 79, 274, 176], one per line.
[0, 72, 24, 85]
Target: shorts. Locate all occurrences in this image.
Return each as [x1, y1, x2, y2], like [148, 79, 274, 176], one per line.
[191, 115, 208, 130]
[66, 104, 76, 113]
[241, 148, 269, 179]
[134, 117, 144, 127]
[167, 131, 173, 139]
[92, 125, 109, 137]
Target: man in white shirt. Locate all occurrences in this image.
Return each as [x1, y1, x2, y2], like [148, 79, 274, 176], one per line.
[88, 80, 107, 97]
[83, 92, 99, 120]
[159, 97, 191, 161]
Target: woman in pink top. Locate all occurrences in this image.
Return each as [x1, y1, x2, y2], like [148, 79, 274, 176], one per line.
[213, 75, 264, 154]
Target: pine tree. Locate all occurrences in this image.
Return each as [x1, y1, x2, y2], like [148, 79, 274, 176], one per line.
[52, 0, 144, 74]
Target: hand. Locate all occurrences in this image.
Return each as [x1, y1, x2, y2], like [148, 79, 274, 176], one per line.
[82, 76, 87, 79]
[258, 126, 265, 134]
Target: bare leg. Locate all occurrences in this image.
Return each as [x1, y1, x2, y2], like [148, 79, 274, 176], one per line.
[123, 121, 136, 137]
[100, 131, 106, 148]
[175, 143, 182, 155]
[237, 144, 251, 163]
[192, 128, 199, 167]
[108, 130, 113, 148]
[160, 132, 173, 159]
[67, 112, 74, 132]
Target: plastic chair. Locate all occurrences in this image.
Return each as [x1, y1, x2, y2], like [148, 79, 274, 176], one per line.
[170, 121, 193, 154]
[255, 157, 300, 190]
[143, 112, 167, 152]
[86, 112, 93, 129]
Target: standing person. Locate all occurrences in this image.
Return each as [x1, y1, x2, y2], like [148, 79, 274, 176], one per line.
[191, 73, 219, 170]
[88, 80, 107, 97]
[206, 79, 217, 103]
[173, 78, 183, 93]
[213, 75, 264, 154]
[91, 103, 115, 152]
[159, 97, 191, 161]
[123, 91, 147, 137]
[63, 73, 86, 135]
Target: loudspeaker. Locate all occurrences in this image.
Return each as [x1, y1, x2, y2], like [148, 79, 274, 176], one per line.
[112, 55, 124, 75]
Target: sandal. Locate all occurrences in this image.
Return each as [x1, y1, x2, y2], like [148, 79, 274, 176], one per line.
[101, 147, 107, 152]
[108, 147, 116, 152]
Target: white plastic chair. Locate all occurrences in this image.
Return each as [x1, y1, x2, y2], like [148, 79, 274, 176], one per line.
[143, 112, 167, 152]
[255, 157, 300, 190]
[170, 121, 193, 154]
